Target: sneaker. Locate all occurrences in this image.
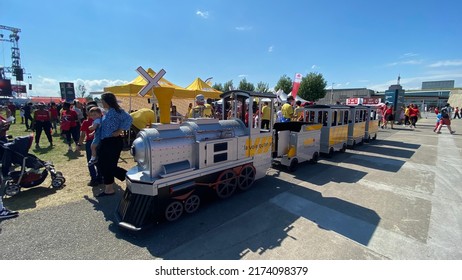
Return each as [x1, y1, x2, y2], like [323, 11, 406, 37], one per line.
[88, 158, 98, 166]
[436, 131, 441, 134]
[35, 143, 40, 149]
[0, 208, 19, 220]
[450, 131, 456, 134]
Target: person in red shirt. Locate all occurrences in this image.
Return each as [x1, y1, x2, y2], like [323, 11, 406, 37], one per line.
[33, 102, 53, 148]
[408, 103, 420, 129]
[49, 102, 59, 132]
[384, 105, 394, 129]
[78, 103, 103, 186]
[61, 102, 80, 152]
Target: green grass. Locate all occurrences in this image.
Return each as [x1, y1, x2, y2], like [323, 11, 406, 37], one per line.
[3, 114, 133, 212]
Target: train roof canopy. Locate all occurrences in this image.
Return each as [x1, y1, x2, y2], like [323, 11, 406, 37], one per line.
[220, 90, 277, 99]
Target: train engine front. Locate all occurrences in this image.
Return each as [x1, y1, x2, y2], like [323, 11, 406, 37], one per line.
[116, 117, 259, 231]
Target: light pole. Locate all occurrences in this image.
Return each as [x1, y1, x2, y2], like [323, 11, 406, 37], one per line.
[330, 82, 335, 104]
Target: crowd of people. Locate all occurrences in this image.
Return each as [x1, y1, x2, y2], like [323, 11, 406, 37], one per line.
[0, 93, 133, 220]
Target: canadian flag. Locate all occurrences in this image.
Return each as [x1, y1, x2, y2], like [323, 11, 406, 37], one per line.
[291, 73, 303, 99]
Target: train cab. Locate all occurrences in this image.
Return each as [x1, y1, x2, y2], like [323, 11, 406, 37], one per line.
[220, 90, 277, 180]
[347, 105, 368, 147]
[303, 105, 349, 157]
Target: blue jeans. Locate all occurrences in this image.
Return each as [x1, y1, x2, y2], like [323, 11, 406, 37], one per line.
[85, 140, 101, 181]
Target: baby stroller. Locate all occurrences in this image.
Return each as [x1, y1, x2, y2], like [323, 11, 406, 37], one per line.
[0, 135, 66, 197]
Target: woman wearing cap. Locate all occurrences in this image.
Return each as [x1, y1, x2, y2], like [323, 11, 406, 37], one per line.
[33, 102, 53, 148]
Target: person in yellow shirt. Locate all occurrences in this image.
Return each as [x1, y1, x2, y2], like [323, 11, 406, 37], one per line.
[130, 108, 156, 135]
[261, 102, 271, 129]
[404, 105, 410, 126]
[293, 100, 303, 121]
[190, 94, 206, 118]
[203, 98, 214, 118]
[281, 96, 294, 122]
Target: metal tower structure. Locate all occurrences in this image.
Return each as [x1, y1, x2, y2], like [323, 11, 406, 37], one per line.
[0, 24, 23, 81]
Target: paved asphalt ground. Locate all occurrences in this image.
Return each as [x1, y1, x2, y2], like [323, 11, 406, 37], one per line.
[1, 117, 461, 260]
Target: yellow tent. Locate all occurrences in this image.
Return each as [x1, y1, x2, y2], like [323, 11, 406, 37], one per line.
[103, 68, 220, 123]
[104, 68, 221, 99]
[186, 78, 222, 97]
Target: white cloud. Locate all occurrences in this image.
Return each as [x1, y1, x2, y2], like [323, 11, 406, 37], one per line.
[311, 64, 317, 69]
[196, 10, 209, 19]
[402, 60, 423, 65]
[368, 72, 462, 91]
[385, 60, 423, 67]
[29, 76, 129, 97]
[401, 52, 419, 58]
[268, 45, 274, 53]
[235, 26, 252, 31]
[428, 59, 462, 67]
[238, 74, 248, 78]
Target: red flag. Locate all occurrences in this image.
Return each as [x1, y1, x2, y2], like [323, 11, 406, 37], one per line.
[291, 73, 303, 99]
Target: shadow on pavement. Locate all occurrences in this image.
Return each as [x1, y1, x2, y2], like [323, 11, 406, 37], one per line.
[96, 172, 380, 259]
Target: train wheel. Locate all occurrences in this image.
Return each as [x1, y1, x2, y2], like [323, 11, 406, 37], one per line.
[238, 165, 255, 191]
[340, 143, 347, 153]
[311, 152, 319, 164]
[215, 170, 237, 199]
[287, 158, 299, 172]
[184, 194, 200, 214]
[165, 201, 184, 222]
[328, 147, 334, 158]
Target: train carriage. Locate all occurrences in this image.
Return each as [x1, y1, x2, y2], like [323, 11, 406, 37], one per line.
[302, 105, 349, 157]
[365, 106, 379, 141]
[347, 105, 368, 147]
[271, 121, 321, 172]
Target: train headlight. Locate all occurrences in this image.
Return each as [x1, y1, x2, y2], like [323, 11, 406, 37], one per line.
[131, 137, 147, 167]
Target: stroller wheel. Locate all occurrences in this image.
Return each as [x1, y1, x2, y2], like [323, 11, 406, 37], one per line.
[5, 181, 20, 197]
[51, 177, 65, 189]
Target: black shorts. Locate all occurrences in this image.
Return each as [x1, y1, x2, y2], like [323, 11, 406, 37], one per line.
[386, 114, 394, 121]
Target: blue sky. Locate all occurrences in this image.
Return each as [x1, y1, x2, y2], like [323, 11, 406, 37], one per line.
[1, 0, 462, 97]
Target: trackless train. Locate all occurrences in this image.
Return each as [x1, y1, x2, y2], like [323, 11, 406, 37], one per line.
[116, 90, 378, 231]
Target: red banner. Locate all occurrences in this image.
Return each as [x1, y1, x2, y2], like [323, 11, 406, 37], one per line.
[291, 73, 303, 99]
[362, 98, 381, 105]
[346, 98, 360, 105]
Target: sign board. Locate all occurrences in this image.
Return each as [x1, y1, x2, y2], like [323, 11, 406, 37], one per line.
[362, 98, 381, 105]
[12, 84, 27, 93]
[0, 79, 13, 97]
[136, 67, 166, 97]
[59, 82, 76, 102]
[346, 98, 361, 105]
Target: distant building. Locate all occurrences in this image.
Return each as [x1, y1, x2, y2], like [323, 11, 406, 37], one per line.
[422, 80, 454, 90]
[316, 88, 375, 105]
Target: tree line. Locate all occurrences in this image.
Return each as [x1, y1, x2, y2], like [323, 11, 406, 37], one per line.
[212, 73, 327, 102]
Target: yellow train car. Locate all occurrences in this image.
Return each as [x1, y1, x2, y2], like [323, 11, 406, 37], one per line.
[365, 106, 379, 141]
[303, 105, 349, 157]
[347, 105, 368, 147]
